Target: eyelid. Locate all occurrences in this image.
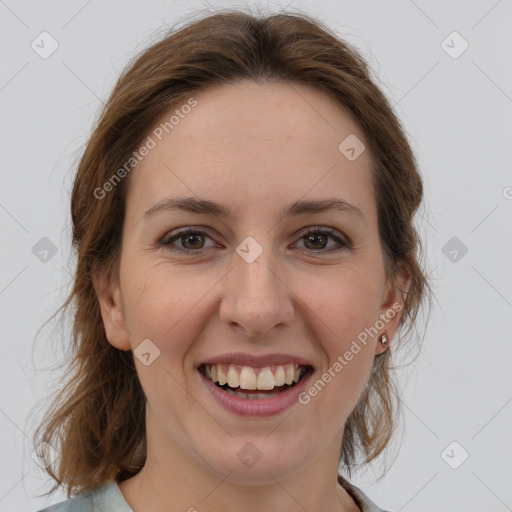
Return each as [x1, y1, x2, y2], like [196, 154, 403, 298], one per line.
[293, 227, 348, 251]
[160, 226, 218, 249]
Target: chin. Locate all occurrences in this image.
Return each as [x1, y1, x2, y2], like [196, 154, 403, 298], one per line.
[193, 435, 311, 485]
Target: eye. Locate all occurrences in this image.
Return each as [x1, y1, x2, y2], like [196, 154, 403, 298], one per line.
[159, 226, 349, 255]
[293, 227, 348, 252]
[160, 228, 217, 253]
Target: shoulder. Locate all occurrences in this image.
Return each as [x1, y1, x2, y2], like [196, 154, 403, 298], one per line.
[338, 474, 392, 512]
[34, 481, 132, 512]
[34, 492, 93, 512]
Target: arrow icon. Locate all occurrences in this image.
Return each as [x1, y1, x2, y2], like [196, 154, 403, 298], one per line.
[237, 441, 263, 468]
[441, 441, 469, 469]
[31, 31, 59, 59]
[32, 237, 58, 263]
[442, 236, 468, 263]
[236, 237, 263, 263]
[338, 134, 365, 161]
[134, 339, 161, 366]
[441, 31, 469, 59]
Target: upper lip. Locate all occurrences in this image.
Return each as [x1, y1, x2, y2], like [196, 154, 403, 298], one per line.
[198, 352, 314, 369]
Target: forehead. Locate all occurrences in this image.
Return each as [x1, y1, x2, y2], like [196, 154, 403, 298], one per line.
[126, 81, 376, 221]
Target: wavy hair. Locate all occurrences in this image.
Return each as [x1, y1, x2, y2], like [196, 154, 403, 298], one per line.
[32, 8, 432, 498]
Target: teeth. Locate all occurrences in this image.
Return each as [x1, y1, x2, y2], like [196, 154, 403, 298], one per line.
[274, 365, 286, 386]
[227, 365, 239, 388]
[239, 366, 257, 390]
[217, 366, 227, 386]
[285, 365, 294, 385]
[224, 388, 283, 399]
[257, 367, 275, 390]
[202, 363, 305, 390]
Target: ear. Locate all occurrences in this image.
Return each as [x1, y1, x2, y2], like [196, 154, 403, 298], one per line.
[92, 268, 131, 351]
[374, 261, 412, 355]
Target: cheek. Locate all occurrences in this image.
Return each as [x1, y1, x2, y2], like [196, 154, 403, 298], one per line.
[120, 262, 217, 363]
[303, 283, 377, 426]
[300, 268, 380, 400]
[303, 267, 382, 344]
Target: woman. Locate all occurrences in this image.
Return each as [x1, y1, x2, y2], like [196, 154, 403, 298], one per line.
[33, 8, 431, 512]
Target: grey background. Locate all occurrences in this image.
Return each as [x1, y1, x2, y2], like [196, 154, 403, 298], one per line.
[1, 0, 511, 511]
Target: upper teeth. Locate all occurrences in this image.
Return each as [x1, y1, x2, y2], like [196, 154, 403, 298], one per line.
[203, 363, 303, 390]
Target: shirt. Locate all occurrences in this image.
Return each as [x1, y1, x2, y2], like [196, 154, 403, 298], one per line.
[36, 474, 390, 512]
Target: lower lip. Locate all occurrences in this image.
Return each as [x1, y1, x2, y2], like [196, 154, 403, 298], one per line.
[198, 369, 313, 417]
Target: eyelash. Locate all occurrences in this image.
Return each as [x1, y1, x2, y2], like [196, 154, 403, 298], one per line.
[159, 227, 349, 255]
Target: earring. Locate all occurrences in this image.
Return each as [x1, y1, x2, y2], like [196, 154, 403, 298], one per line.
[113, 333, 119, 338]
[380, 333, 389, 349]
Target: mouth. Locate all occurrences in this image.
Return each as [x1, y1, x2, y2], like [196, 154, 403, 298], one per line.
[198, 362, 313, 400]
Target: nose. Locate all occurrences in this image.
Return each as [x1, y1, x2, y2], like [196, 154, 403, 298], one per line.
[219, 249, 295, 337]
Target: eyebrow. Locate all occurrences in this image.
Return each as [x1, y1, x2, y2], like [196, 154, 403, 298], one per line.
[143, 196, 365, 223]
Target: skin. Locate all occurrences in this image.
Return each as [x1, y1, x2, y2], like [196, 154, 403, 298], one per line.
[94, 80, 409, 512]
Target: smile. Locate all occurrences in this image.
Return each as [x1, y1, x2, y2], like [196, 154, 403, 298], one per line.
[197, 355, 314, 416]
[199, 363, 310, 398]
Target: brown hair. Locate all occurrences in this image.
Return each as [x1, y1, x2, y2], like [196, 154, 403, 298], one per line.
[32, 8, 432, 498]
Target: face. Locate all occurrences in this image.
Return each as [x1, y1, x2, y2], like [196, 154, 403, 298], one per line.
[95, 81, 405, 484]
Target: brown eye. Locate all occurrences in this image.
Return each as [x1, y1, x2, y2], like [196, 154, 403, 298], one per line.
[161, 229, 216, 253]
[159, 226, 349, 255]
[295, 228, 348, 252]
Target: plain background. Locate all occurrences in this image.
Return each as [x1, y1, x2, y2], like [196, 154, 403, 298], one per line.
[0, 0, 511, 511]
